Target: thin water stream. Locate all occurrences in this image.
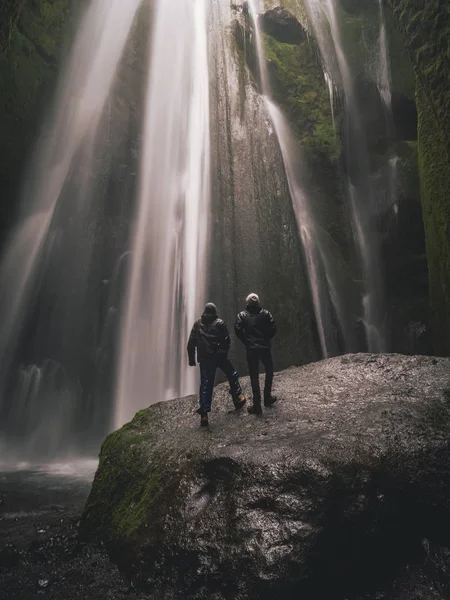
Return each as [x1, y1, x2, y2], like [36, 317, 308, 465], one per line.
[303, 0, 396, 351]
[247, 0, 350, 356]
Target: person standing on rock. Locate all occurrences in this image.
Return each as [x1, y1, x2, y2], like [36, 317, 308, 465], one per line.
[187, 302, 246, 427]
[235, 293, 277, 415]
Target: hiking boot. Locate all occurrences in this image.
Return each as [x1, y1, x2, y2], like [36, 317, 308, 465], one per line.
[247, 404, 262, 415]
[264, 394, 277, 407]
[200, 413, 209, 427]
[233, 394, 246, 411]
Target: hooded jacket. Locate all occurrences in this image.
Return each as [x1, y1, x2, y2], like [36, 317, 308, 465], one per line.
[187, 309, 231, 364]
[235, 303, 276, 350]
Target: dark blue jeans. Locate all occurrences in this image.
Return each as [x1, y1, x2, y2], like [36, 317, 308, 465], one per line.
[246, 348, 274, 407]
[198, 355, 242, 414]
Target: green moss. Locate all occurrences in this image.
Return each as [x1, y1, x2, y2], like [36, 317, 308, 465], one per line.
[83, 411, 155, 536]
[386, 0, 450, 156]
[19, 0, 69, 59]
[260, 31, 353, 258]
[264, 33, 341, 164]
[80, 406, 183, 558]
[233, 14, 340, 164]
[0, 0, 26, 52]
[387, 0, 450, 355]
[417, 81, 450, 356]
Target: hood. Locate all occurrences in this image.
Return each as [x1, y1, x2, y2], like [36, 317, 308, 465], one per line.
[201, 302, 218, 323]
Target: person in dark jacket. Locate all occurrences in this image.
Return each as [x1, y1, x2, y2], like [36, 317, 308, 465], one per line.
[235, 293, 277, 415]
[187, 302, 246, 426]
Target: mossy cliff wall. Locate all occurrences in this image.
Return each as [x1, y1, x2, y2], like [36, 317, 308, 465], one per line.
[254, 5, 427, 352]
[0, 0, 25, 52]
[387, 0, 450, 356]
[416, 80, 450, 357]
[0, 0, 72, 239]
[234, 9, 353, 282]
[263, 31, 349, 254]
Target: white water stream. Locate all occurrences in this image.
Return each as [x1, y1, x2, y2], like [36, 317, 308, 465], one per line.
[0, 0, 142, 454]
[0, 0, 141, 379]
[114, 0, 211, 427]
[303, 0, 396, 352]
[248, 0, 350, 356]
[377, 0, 393, 111]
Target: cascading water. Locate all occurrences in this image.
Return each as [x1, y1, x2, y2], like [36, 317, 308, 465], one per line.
[0, 0, 405, 459]
[247, 0, 353, 356]
[303, 0, 396, 352]
[324, 72, 337, 131]
[0, 0, 320, 458]
[376, 0, 393, 111]
[207, 0, 320, 371]
[114, 0, 211, 428]
[0, 0, 142, 457]
[375, 0, 400, 226]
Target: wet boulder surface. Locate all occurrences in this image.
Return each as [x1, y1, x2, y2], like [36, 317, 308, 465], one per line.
[81, 354, 450, 600]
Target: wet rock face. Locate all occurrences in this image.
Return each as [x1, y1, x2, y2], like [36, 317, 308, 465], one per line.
[387, 0, 450, 356]
[260, 7, 306, 45]
[391, 91, 418, 141]
[0, 0, 25, 52]
[81, 354, 450, 599]
[339, 0, 366, 16]
[0, 0, 70, 240]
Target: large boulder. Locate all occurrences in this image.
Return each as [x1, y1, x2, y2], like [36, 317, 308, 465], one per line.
[260, 7, 306, 45]
[81, 354, 450, 599]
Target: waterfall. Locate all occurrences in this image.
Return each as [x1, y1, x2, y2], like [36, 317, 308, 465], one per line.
[0, 0, 403, 456]
[324, 72, 337, 131]
[0, 0, 142, 457]
[247, 0, 352, 356]
[114, 0, 211, 428]
[377, 0, 393, 111]
[303, 0, 397, 352]
[0, 0, 320, 457]
[207, 0, 321, 371]
[376, 0, 399, 224]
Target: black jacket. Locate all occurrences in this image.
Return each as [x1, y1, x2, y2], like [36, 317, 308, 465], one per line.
[187, 314, 231, 364]
[235, 304, 276, 350]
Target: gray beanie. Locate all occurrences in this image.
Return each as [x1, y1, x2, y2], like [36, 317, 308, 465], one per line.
[246, 293, 260, 306]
